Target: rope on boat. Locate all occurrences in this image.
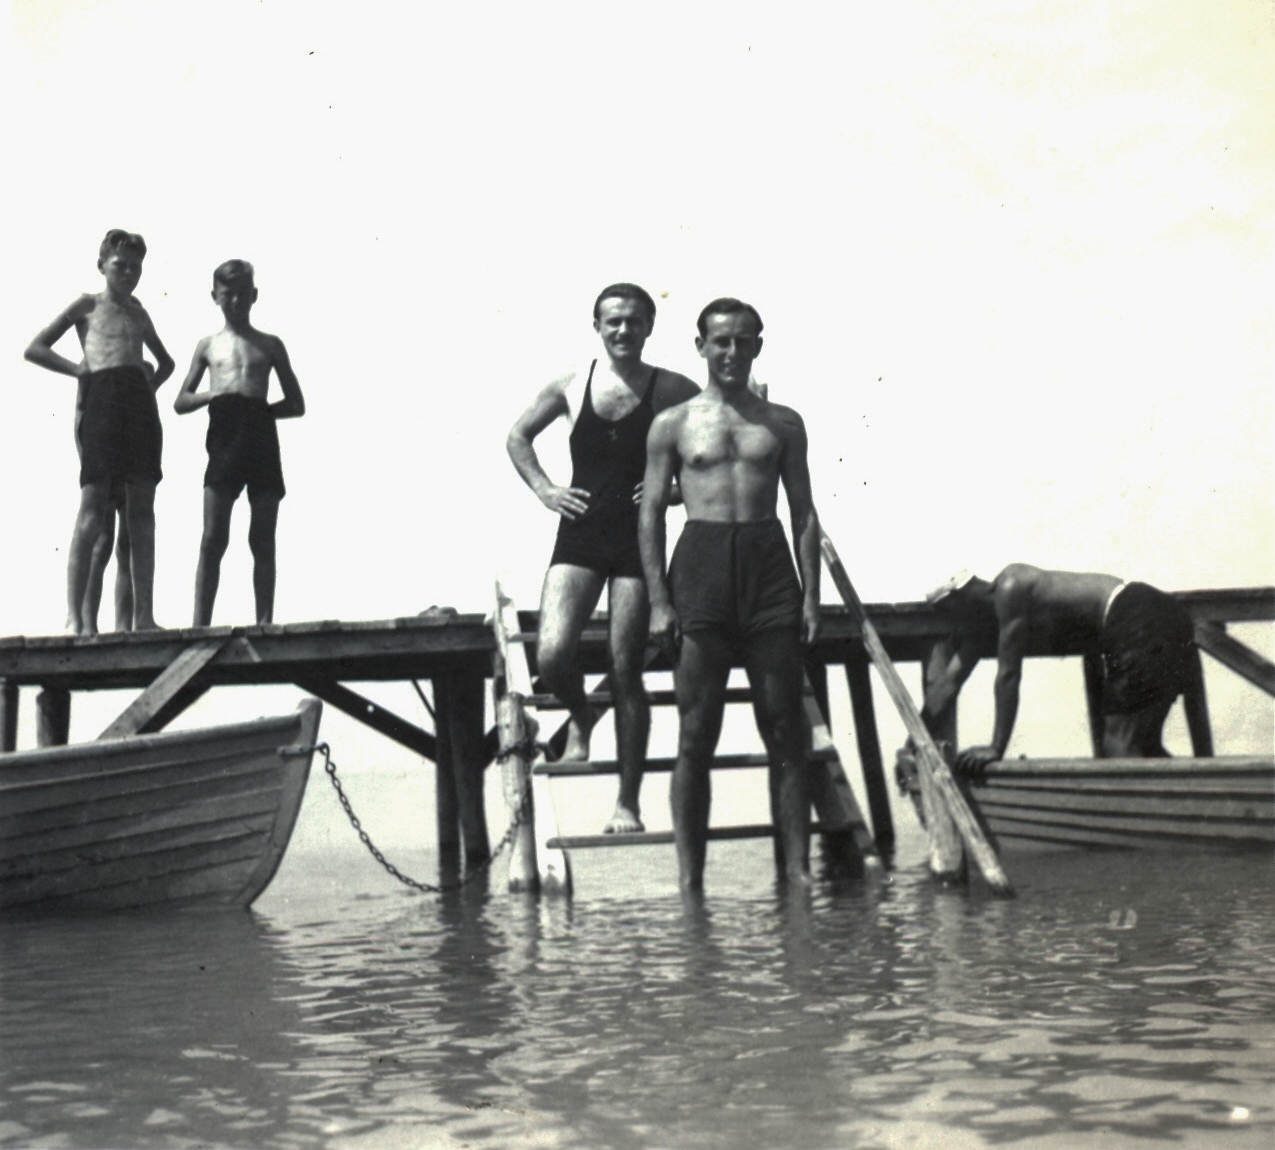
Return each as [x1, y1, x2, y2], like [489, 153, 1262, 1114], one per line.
[304, 742, 537, 895]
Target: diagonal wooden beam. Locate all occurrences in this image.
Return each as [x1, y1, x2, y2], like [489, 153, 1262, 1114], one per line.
[294, 677, 437, 760]
[1194, 621, 1275, 698]
[98, 637, 230, 740]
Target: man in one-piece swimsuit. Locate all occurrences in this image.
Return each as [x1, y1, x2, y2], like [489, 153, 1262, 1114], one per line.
[640, 298, 823, 891]
[916, 565, 1198, 769]
[507, 283, 699, 833]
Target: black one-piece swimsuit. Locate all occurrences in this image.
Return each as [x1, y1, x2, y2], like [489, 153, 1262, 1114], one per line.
[549, 360, 657, 579]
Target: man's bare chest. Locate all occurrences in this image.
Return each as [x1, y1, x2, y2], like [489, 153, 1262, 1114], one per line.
[208, 336, 271, 378]
[680, 416, 781, 470]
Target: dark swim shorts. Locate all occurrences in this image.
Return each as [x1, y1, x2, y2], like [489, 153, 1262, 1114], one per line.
[669, 519, 803, 642]
[1099, 582, 1195, 714]
[78, 365, 163, 488]
[204, 393, 285, 500]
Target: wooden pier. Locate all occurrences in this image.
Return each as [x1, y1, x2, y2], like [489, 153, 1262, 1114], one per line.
[1, 586, 1271, 885]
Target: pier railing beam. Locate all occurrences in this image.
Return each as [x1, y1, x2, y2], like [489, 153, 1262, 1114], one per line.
[919, 640, 967, 883]
[36, 687, 70, 747]
[1, 679, 17, 752]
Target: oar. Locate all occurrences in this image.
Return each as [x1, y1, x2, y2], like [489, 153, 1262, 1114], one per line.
[820, 532, 1015, 896]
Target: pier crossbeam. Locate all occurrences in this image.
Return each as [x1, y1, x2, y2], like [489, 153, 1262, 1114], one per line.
[0, 588, 1268, 691]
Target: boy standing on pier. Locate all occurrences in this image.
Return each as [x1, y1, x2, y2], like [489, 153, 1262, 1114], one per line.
[175, 260, 305, 626]
[25, 229, 174, 634]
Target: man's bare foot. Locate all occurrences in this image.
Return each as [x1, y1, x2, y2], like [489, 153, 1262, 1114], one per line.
[132, 617, 163, 632]
[603, 805, 644, 834]
[560, 710, 598, 762]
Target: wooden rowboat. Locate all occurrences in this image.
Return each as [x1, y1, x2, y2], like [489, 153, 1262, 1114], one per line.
[0, 698, 321, 912]
[963, 755, 1274, 853]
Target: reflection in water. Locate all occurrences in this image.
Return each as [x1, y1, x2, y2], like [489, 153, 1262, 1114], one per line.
[2, 842, 1273, 1149]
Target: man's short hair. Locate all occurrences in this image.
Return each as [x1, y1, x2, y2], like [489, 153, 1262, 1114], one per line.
[696, 297, 763, 338]
[593, 283, 656, 324]
[99, 229, 147, 264]
[213, 259, 255, 289]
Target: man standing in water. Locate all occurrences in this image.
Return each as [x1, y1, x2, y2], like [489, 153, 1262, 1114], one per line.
[640, 298, 821, 891]
[920, 566, 1198, 767]
[507, 284, 699, 833]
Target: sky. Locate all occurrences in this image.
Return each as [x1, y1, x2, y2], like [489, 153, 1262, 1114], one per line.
[2, 0, 1271, 839]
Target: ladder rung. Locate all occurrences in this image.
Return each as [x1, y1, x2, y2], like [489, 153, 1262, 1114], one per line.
[526, 687, 756, 710]
[548, 821, 848, 850]
[533, 747, 840, 777]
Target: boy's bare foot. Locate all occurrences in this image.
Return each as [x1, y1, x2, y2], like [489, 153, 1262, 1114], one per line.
[132, 617, 163, 632]
[560, 710, 598, 762]
[602, 805, 644, 834]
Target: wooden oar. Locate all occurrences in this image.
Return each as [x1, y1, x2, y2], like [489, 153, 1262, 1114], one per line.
[820, 532, 1015, 896]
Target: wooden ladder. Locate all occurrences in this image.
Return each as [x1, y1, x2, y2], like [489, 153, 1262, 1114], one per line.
[491, 582, 880, 895]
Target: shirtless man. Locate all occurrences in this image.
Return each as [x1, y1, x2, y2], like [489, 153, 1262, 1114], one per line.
[25, 229, 175, 634]
[921, 565, 1197, 769]
[507, 284, 699, 834]
[174, 260, 305, 626]
[640, 298, 821, 891]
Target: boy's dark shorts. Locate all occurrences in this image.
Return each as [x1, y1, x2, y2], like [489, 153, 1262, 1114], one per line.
[204, 394, 286, 501]
[1099, 582, 1195, 714]
[78, 365, 163, 488]
[669, 519, 803, 645]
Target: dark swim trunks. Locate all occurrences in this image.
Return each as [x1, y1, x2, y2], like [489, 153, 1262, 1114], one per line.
[78, 365, 163, 488]
[669, 519, 803, 643]
[1099, 582, 1195, 714]
[550, 361, 656, 580]
[204, 393, 285, 500]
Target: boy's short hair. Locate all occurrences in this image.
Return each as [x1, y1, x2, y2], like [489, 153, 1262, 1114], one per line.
[593, 282, 656, 324]
[99, 229, 147, 264]
[213, 259, 255, 289]
[697, 297, 763, 337]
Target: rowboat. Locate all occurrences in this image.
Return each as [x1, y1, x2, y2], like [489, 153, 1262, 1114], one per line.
[0, 698, 321, 912]
[966, 755, 1274, 852]
[897, 750, 1273, 853]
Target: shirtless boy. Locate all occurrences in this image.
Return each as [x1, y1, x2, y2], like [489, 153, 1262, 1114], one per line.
[920, 565, 1199, 768]
[174, 260, 305, 626]
[507, 284, 699, 834]
[640, 298, 822, 891]
[25, 229, 174, 634]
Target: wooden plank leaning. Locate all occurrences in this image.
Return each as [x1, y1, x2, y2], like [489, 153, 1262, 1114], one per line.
[491, 581, 570, 894]
[819, 532, 1015, 896]
[98, 637, 230, 741]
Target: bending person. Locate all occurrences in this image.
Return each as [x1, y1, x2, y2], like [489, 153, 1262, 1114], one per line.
[921, 565, 1198, 770]
[507, 283, 698, 834]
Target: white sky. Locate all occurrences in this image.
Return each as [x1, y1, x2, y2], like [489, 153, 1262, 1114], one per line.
[2, 1, 1271, 794]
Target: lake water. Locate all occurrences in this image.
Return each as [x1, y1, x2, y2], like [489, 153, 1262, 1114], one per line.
[2, 812, 1273, 1150]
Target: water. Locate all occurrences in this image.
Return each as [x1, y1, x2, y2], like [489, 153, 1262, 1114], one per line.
[3, 827, 1273, 1150]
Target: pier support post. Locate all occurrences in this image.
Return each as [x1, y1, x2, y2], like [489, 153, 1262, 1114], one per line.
[449, 669, 491, 866]
[432, 674, 463, 869]
[919, 640, 967, 883]
[1082, 654, 1106, 757]
[843, 652, 895, 860]
[1182, 647, 1214, 757]
[0, 679, 17, 752]
[36, 687, 70, 747]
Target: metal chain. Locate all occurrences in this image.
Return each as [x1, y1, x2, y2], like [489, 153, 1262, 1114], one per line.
[310, 742, 534, 895]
